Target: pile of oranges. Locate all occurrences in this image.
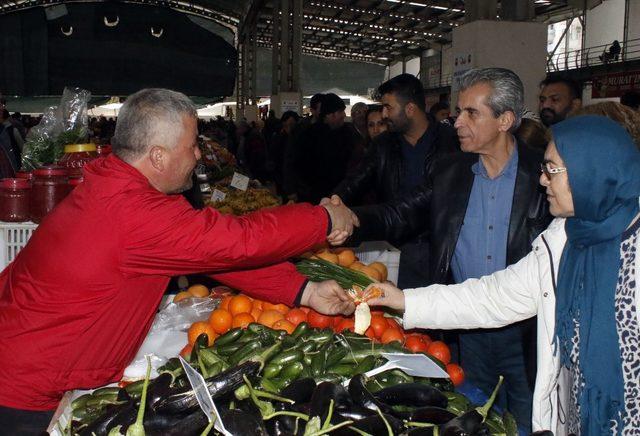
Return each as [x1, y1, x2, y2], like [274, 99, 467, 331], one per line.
[309, 248, 388, 282]
[173, 284, 212, 303]
[185, 289, 465, 386]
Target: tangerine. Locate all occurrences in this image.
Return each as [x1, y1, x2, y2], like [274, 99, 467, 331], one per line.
[179, 343, 193, 358]
[218, 295, 232, 311]
[386, 318, 402, 331]
[273, 319, 296, 334]
[187, 284, 210, 298]
[316, 249, 339, 264]
[250, 307, 263, 321]
[368, 262, 388, 281]
[285, 308, 308, 326]
[360, 265, 382, 282]
[173, 291, 192, 303]
[263, 302, 290, 315]
[336, 249, 357, 267]
[258, 309, 285, 327]
[252, 299, 264, 311]
[188, 321, 217, 346]
[208, 309, 233, 334]
[232, 312, 255, 329]
[228, 295, 253, 316]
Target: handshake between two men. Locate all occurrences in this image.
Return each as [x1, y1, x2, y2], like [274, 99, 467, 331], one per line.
[320, 194, 359, 246]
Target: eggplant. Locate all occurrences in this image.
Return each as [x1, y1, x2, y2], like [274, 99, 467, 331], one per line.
[152, 361, 260, 414]
[374, 383, 448, 409]
[347, 374, 393, 415]
[78, 401, 137, 436]
[280, 377, 316, 404]
[146, 409, 208, 436]
[221, 408, 268, 435]
[309, 382, 353, 421]
[403, 406, 457, 423]
[335, 404, 376, 422]
[146, 372, 174, 409]
[331, 413, 404, 436]
[143, 411, 190, 433]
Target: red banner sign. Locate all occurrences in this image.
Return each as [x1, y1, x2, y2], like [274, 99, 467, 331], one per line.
[592, 70, 640, 98]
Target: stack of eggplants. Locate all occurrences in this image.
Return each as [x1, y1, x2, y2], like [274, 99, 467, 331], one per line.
[66, 323, 522, 435]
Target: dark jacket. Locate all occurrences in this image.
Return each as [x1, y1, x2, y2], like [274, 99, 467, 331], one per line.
[333, 121, 460, 205]
[354, 141, 551, 284]
[353, 141, 552, 386]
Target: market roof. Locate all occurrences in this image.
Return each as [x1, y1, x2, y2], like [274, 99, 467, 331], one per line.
[0, 0, 572, 65]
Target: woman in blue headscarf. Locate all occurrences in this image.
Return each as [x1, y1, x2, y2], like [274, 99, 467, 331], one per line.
[364, 115, 640, 434]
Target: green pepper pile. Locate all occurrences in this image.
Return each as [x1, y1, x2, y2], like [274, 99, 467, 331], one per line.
[66, 322, 520, 435]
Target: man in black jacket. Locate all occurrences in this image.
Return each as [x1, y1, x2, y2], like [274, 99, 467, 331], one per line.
[333, 74, 459, 288]
[352, 68, 552, 431]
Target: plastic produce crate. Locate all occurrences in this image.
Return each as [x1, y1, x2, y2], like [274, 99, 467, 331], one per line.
[353, 240, 401, 284]
[0, 221, 38, 269]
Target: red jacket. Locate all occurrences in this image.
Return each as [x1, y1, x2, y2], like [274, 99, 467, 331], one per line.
[0, 155, 328, 411]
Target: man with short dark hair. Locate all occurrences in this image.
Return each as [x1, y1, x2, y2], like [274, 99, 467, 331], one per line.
[538, 77, 582, 127]
[333, 74, 459, 287]
[621, 90, 640, 111]
[351, 68, 552, 431]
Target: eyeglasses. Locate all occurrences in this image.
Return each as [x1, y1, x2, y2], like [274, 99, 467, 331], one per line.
[540, 162, 567, 178]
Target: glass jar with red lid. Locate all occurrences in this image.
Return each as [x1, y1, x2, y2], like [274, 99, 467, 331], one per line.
[30, 166, 70, 223]
[0, 178, 31, 222]
[58, 143, 98, 178]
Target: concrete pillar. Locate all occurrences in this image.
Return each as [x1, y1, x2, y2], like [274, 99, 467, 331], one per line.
[271, 0, 281, 95]
[502, 0, 535, 21]
[291, 0, 302, 91]
[451, 20, 547, 112]
[465, 0, 497, 23]
[270, 0, 302, 116]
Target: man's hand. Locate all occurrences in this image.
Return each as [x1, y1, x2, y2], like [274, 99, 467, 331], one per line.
[321, 195, 359, 246]
[300, 280, 355, 316]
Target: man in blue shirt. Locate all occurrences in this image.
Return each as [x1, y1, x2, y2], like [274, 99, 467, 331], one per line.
[352, 68, 552, 431]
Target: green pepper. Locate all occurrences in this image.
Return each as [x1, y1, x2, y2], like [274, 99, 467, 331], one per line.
[263, 361, 284, 379]
[314, 372, 343, 384]
[299, 341, 317, 353]
[91, 387, 121, 397]
[311, 345, 328, 377]
[307, 329, 334, 343]
[290, 322, 311, 339]
[281, 361, 304, 379]
[353, 355, 377, 375]
[269, 348, 304, 366]
[71, 394, 92, 411]
[214, 327, 244, 346]
[199, 348, 227, 367]
[325, 346, 348, 368]
[228, 341, 263, 367]
[215, 341, 246, 356]
[327, 363, 356, 377]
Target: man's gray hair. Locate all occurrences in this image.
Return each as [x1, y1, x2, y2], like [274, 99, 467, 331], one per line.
[112, 88, 197, 161]
[459, 68, 524, 131]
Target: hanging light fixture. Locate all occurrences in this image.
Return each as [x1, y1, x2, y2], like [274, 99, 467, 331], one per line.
[150, 26, 163, 37]
[104, 15, 120, 27]
[61, 25, 73, 36]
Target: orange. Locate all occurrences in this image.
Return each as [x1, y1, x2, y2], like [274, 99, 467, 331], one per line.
[263, 302, 290, 315]
[228, 295, 253, 316]
[349, 261, 366, 272]
[307, 310, 332, 329]
[368, 262, 388, 281]
[252, 299, 264, 311]
[232, 312, 255, 329]
[208, 309, 233, 334]
[272, 319, 296, 334]
[405, 335, 429, 353]
[250, 306, 263, 320]
[187, 284, 210, 298]
[427, 341, 451, 365]
[173, 291, 192, 303]
[369, 315, 388, 339]
[336, 249, 357, 267]
[381, 328, 405, 345]
[360, 265, 382, 282]
[258, 309, 285, 327]
[179, 343, 193, 358]
[316, 249, 339, 264]
[188, 321, 217, 346]
[285, 308, 308, 326]
[218, 295, 232, 311]
[446, 363, 465, 387]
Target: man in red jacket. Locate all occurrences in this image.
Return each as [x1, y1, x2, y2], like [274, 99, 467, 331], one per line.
[0, 88, 358, 434]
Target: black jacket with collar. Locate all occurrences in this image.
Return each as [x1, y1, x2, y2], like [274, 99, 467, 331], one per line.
[353, 140, 552, 286]
[333, 120, 460, 205]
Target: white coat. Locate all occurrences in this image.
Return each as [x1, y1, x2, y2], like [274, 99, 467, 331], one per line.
[402, 218, 640, 432]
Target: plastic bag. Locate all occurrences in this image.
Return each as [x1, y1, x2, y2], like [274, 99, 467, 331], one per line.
[22, 87, 90, 170]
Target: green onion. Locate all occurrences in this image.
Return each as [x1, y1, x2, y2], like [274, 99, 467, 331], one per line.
[296, 259, 374, 289]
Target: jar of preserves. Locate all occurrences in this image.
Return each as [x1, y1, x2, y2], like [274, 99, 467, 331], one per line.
[96, 144, 112, 157]
[58, 143, 98, 178]
[30, 166, 70, 223]
[0, 178, 32, 222]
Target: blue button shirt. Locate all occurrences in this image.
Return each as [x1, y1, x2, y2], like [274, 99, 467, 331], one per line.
[451, 146, 519, 283]
[399, 126, 436, 195]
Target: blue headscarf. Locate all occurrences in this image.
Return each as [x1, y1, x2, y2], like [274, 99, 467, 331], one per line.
[552, 115, 640, 434]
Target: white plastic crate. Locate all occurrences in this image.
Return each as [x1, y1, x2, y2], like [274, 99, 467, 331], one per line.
[0, 221, 38, 269]
[353, 240, 401, 284]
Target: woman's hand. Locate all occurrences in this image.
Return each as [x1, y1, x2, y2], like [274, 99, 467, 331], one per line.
[365, 282, 405, 311]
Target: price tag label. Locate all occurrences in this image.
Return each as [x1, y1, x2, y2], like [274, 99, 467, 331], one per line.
[344, 352, 449, 386]
[230, 172, 250, 191]
[211, 189, 227, 202]
[178, 356, 231, 435]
